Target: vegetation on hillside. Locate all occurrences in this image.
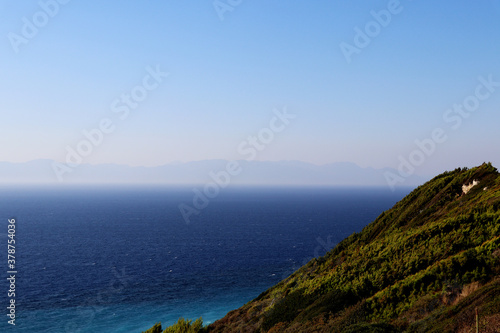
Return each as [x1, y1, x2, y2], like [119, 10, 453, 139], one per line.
[142, 318, 205, 333]
[145, 163, 500, 332]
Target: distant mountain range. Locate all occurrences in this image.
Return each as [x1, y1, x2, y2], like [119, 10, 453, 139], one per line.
[0, 159, 426, 188]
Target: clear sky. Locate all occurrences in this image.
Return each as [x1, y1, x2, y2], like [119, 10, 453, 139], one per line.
[1, 0, 500, 176]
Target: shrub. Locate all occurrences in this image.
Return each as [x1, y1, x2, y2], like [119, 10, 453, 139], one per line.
[163, 317, 205, 333]
[142, 322, 162, 333]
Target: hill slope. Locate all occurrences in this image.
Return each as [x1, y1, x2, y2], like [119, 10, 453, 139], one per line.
[152, 163, 500, 332]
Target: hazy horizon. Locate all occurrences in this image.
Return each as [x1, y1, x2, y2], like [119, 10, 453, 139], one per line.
[2, 1, 500, 183]
[0, 159, 427, 188]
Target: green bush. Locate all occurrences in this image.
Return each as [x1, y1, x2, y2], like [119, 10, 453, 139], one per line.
[143, 318, 206, 333]
[163, 318, 205, 333]
[142, 322, 162, 333]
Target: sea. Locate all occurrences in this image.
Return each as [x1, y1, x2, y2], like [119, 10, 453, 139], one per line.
[0, 185, 412, 332]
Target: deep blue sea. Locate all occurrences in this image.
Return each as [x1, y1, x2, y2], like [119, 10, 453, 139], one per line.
[0, 186, 411, 332]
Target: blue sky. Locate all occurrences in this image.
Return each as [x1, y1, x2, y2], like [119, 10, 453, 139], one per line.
[1, 0, 500, 176]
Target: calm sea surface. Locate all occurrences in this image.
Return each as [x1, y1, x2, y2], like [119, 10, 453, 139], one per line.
[0, 185, 411, 332]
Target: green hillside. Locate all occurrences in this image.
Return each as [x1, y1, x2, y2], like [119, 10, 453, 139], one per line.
[146, 163, 500, 333]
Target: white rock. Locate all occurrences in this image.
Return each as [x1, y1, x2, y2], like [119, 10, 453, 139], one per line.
[462, 180, 479, 194]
